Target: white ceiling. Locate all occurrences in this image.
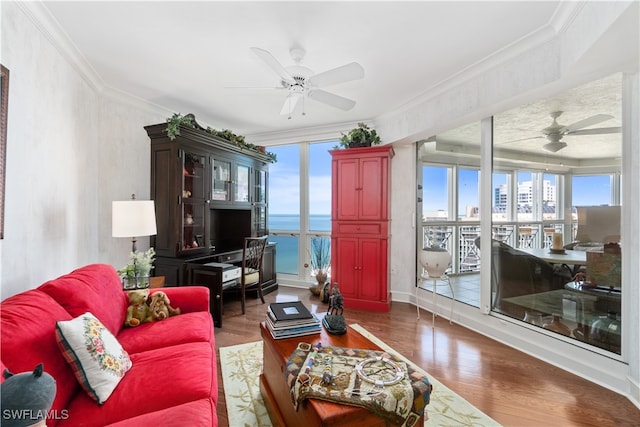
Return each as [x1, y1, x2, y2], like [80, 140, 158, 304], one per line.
[41, 1, 637, 164]
[42, 1, 563, 137]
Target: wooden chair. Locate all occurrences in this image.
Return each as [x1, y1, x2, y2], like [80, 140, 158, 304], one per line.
[224, 236, 268, 314]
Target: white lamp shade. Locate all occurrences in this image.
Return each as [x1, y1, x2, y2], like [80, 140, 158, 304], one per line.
[112, 200, 157, 238]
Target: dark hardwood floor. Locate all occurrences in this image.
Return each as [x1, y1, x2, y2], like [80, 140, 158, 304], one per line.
[215, 286, 639, 427]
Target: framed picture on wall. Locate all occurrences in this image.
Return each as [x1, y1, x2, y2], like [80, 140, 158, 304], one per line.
[0, 64, 8, 239]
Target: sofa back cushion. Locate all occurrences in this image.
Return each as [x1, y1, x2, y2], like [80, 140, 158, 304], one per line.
[1, 290, 78, 417]
[39, 264, 128, 336]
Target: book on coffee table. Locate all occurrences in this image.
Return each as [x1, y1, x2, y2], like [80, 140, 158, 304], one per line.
[266, 313, 320, 330]
[268, 301, 313, 322]
[266, 301, 320, 339]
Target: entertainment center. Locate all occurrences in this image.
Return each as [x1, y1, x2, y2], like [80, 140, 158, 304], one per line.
[145, 121, 277, 322]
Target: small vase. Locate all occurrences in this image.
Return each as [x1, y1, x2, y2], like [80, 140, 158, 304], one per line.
[543, 314, 571, 336]
[315, 271, 328, 285]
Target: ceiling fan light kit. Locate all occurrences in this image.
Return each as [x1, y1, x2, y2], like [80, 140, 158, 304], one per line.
[543, 141, 568, 152]
[248, 46, 364, 118]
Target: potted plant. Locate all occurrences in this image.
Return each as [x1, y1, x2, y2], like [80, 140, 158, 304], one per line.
[164, 113, 277, 162]
[304, 238, 331, 297]
[118, 248, 156, 289]
[338, 122, 381, 148]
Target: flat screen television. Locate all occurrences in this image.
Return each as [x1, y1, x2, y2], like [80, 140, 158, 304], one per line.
[210, 208, 252, 252]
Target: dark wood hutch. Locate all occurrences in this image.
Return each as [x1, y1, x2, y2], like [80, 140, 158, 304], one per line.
[145, 121, 277, 299]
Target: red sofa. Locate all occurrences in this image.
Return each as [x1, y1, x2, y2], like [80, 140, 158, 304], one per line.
[1, 263, 218, 426]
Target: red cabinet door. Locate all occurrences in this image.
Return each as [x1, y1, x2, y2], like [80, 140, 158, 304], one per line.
[333, 157, 359, 221]
[332, 148, 391, 221]
[359, 156, 386, 221]
[332, 236, 359, 298]
[359, 237, 385, 301]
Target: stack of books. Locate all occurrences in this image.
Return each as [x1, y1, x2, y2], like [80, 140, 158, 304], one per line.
[266, 301, 321, 339]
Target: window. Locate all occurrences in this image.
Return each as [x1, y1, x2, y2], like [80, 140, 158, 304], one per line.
[267, 140, 336, 283]
[268, 145, 300, 275]
[458, 168, 480, 221]
[308, 142, 334, 232]
[422, 166, 450, 221]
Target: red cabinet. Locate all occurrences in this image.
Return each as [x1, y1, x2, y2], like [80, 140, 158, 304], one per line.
[330, 146, 393, 311]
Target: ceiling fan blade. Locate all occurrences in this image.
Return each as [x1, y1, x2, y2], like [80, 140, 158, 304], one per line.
[307, 89, 356, 111]
[499, 135, 543, 145]
[564, 114, 613, 133]
[250, 47, 294, 84]
[224, 86, 285, 90]
[566, 126, 621, 136]
[307, 62, 364, 87]
[280, 93, 301, 116]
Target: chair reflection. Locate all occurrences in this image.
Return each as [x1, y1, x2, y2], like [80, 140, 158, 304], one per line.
[518, 226, 537, 248]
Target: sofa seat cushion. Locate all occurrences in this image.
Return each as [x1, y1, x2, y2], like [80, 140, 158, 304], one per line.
[59, 342, 216, 427]
[117, 311, 214, 354]
[39, 264, 128, 336]
[101, 399, 216, 427]
[0, 290, 78, 417]
[56, 312, 133, 404]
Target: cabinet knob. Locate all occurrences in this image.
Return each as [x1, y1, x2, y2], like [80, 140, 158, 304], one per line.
[205, 200, 210, 204]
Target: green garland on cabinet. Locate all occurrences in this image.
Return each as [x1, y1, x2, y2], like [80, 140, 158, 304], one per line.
[165, 113, 277, 162]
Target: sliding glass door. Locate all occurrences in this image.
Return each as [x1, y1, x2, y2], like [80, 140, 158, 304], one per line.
[491, 73, 623, 354]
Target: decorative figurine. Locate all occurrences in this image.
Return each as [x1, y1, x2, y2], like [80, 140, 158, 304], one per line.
[322, 283, 347, 335]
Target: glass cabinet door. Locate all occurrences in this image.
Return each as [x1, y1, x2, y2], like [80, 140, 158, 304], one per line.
[212, 158, 231, 202]
[180, 149, 209, 254]
[235, 164, 250, 203]
[254, 168, 267, 204]
[182, 152, 206, 200]
[181, 202, 206, 252]
[253, 205, 267, 236]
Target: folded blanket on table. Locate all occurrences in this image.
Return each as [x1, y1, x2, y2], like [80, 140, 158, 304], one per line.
[285, 342, 432, 427]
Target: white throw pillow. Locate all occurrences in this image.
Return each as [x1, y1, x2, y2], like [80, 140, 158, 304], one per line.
[56, 312, 132, 404]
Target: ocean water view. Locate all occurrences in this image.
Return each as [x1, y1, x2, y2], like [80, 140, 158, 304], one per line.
[268, 214, 331, 275]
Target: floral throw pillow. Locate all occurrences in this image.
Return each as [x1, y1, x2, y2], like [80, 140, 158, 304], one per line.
[56, 312, 132, 404]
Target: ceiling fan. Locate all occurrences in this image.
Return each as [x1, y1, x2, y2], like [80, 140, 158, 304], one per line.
[245, 46, 364, 118]
[509, 111, 621, 152]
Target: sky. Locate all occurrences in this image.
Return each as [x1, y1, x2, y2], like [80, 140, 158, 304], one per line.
[268, 141, 335, 215]
[268, 143, 613, 217]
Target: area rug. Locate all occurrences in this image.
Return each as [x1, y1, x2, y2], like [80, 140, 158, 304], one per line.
[219, 324, 502, 427]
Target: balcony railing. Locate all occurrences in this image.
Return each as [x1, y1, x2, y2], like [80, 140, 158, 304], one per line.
[421, 221, 576, 275]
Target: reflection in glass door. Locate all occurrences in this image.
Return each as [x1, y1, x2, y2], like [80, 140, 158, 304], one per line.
[491, 73, 623, 355]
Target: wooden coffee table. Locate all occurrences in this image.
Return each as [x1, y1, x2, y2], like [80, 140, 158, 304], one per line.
[259, 321, 424, 427]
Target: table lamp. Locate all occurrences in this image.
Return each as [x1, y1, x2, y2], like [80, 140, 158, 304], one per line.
[112, 194, 157, 252]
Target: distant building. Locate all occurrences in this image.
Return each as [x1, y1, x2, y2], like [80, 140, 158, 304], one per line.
[494, 180, 556, 209]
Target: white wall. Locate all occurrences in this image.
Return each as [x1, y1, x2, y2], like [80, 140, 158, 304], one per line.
[0, 3, 167, 299]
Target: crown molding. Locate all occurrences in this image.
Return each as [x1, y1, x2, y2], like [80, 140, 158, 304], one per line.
[245, 119, 374, 146]
[17, 1, 104, 93]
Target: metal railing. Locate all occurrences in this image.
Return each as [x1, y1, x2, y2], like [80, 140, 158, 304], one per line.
[421, 221, 576, 275]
